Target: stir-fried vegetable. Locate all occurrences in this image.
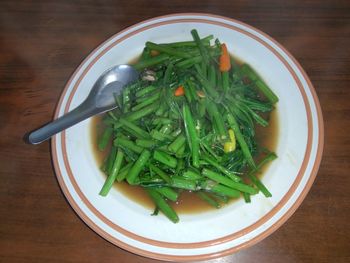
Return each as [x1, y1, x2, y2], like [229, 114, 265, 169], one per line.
[97, 30, 278, 223]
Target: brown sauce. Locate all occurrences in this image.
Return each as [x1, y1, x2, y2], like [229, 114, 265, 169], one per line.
[91, 53, 278, 214]
[91, 109, 278, 214]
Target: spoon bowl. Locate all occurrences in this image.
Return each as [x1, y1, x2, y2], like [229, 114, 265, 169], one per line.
[26, 64, 139, 144]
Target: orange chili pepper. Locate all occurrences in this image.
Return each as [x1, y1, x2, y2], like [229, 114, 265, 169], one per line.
[174, 85, 185, 96]
[219, 43, 231, 72]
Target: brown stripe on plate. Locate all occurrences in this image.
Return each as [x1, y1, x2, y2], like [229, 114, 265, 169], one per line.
[50, 13, 323, 261]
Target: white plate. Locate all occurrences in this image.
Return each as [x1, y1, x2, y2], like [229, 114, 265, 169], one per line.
[51, 13, 324, 261]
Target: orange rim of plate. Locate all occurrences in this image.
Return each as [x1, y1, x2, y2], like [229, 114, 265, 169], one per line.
[51, 13, 324, 261]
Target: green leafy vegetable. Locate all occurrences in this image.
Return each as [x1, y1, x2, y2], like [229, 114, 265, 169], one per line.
[97, 30, 278, 223]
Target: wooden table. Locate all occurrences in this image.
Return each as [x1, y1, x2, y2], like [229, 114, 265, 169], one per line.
[1, 1, 349, 262]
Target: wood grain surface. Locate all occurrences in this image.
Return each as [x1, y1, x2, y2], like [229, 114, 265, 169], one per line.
[1, 0, 349, 262]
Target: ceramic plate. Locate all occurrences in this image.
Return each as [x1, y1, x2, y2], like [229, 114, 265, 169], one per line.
[51, 13, 324, 261]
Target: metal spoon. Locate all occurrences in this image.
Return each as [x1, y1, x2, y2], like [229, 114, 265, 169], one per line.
[26, 65, 139, 144]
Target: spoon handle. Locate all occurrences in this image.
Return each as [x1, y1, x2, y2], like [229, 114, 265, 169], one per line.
[26, 103, 95, 144]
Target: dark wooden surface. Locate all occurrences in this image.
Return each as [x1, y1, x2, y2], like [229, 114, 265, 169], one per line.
[1, 0, 349, 262]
